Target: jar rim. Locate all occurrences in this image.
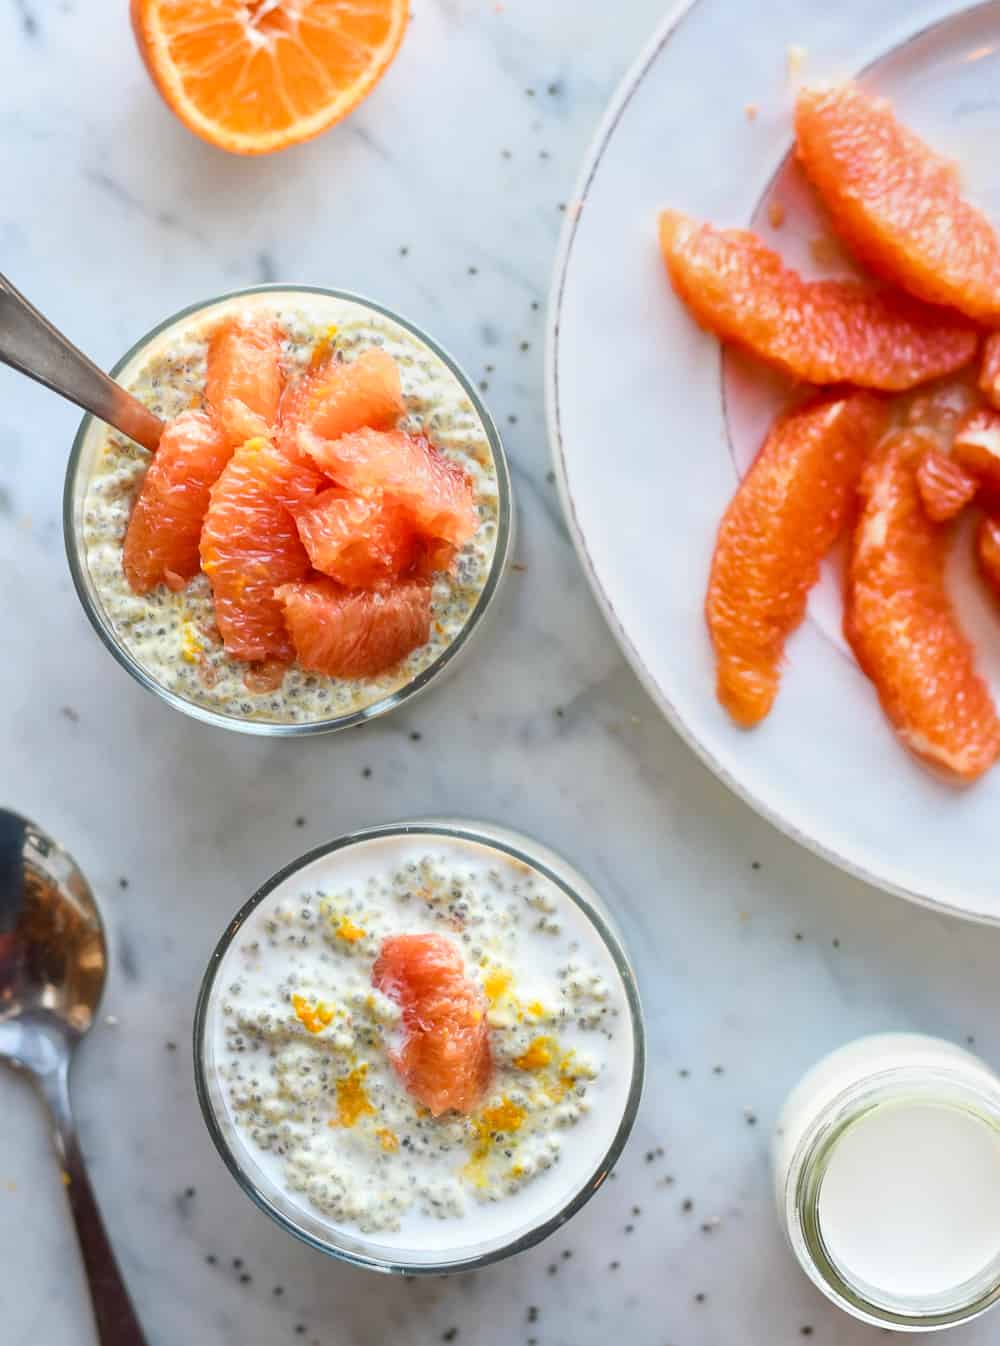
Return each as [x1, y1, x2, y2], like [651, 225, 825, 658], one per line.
[784, 1068, 1000, 1331]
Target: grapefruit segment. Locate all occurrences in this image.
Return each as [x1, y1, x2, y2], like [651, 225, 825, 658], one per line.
[302, 428, 477, 550]
[845, 432, 1000, 781]
[976, 516, 1000, 599]
[658, 210, 976, 390]
[915, 448, 977, 523]
[953, 408, 1000, 494]
[278, 349, 404, 462]
[795, 83, 1000, 323]
[200, 437, 323, 660]
[707, 392, 888, 727]
[292, 487, 418, 589]
[979, 334, 1000, 411]
[123, 409, 231, 595]
[371, 933, 492, 1116]
[206, 316, 285, 446]
[275, 576, 431, 678]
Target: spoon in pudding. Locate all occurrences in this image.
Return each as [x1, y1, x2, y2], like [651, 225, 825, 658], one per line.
[0, 807, 150, 1345]
[0, 272, 163, 450]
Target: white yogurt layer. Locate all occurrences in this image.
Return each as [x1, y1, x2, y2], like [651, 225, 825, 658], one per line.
[202, 831, 636, 1257]
[77, 291, 500, 725]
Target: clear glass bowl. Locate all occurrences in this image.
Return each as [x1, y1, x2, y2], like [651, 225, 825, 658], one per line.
[63, 286, 514, 736]
[193, 819, 646, 1275]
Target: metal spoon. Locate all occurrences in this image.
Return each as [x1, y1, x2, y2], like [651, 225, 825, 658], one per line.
[0, 808, 150, 1346]
[0, 273, 163, 451]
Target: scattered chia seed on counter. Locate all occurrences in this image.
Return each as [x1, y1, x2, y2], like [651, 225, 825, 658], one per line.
[201, 831, 638, 1255]
[78, 293, 500, 726]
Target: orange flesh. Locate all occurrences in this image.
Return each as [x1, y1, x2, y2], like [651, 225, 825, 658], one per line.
[275, 576, 431, 678]
[845, 432, 1000, 781]
[795, 83, 1000, 323]
[954, 408, 1000, 494]
[979, 334, 1000, 411]
[915, 447, 978, 522]
[976, 516, 1000, 598]
[123, 409, 232, 594]
[371, 933, 492, 1116]
[292, 486, 418, 589]
[658, 210, 976, 390]
[206, 316, 285, 446]
[706, 392, 888, 726]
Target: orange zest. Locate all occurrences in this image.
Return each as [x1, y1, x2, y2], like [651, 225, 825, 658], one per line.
[130, 0, 410, 156]
[331, 1065, 376, 1128]
[292, 993, 334, 1033]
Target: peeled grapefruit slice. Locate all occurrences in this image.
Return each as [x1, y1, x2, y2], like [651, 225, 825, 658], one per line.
[123, 409, 231, 594]
[200, 437, 322, 660]
[292, 487, 418, 589]
[206, 316, 285, 446]
[278, 349, 404, 462]
[658, 210, 977, 390]
[979, 335, 1000, 411]
[275, 576, 431, 678]
[302, 428, 477, 550]
[845, 432, 1000, 781]
[915, 447, 978, 523]
[953, 408, 1000, 494]
[371, 933, 492, 1116]
[707, 392, 888, 727]
[795, 84, 1000, 323]
[976, 516, 1000, 599]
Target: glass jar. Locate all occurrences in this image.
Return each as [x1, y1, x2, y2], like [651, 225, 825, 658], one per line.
[773, 1033, 1000, 1331]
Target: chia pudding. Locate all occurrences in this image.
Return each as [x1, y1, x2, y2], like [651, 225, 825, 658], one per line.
[196, 824, 642, 1266]
[68, 289, 507, 729]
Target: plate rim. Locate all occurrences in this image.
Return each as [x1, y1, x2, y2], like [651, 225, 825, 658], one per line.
[544, 0, 1000, 927]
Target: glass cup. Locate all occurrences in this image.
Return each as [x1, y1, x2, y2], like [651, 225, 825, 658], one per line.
[64, 286, 514, 735]
[194, 819, 646, 1274]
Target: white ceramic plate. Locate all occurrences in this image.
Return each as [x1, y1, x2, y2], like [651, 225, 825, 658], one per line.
[547, 0, 1000, 922]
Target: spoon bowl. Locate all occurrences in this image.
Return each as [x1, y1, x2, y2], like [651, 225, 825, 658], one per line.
[0, 807, 149, 1345]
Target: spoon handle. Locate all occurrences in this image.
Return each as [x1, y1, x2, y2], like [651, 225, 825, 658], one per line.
[41, 1062, 151, 1346]
[0, 273, 163, 452]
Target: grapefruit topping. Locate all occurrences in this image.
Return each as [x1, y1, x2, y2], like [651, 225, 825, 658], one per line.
[371, 933, 492, 1116]
[794, 83, 1000, 323]
[278, 348, 405, 461]
[123, 409, 232, 595]
[976, 516, 1000, 598]
[130, 0, 410, 157]
[979, 334, 1000, 411]
[200, 437, 322, 661]
[845, 432, 1000, 781]
[915, 447, 978, 523]
[275, 576, 431, 679]
[292, 487, 418, 589]
[658, 210, 976, 390]
[302, 428, 478, 549]
[953, 408, 1000, 494]
[707, 392, 888, 727]
[206, 316, 285, 446]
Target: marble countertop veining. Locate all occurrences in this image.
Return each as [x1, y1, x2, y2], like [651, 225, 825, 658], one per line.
[3, 3, 1000, 1344]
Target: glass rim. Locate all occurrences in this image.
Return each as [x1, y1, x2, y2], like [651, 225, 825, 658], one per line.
[786, 1067, 1000, 1330]
[192, 818, 647, 1276]
[62, 284, 514, 737]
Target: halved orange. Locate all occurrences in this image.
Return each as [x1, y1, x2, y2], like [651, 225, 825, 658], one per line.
[130, 0, 410, 156]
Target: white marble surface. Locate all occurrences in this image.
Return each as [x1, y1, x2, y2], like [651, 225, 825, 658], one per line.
[4, 3, 1000, 1344]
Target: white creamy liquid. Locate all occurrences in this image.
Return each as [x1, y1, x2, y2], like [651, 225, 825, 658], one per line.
[202, 827, 638, 1263]
[819, 1101, 1000, 1302]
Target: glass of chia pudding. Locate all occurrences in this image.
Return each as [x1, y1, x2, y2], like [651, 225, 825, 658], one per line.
[193, 820, 645, 1274]
[63, 287, 513, 734]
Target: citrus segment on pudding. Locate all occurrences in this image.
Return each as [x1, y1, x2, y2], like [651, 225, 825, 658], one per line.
[794, 83, 1000, 323]
[372, 932, 493, 1117]
[123, 409, 232, 594]
[279, 348, 405, 462]
[200, 437, 323, 661]
[845, 433, 1000, 782]
[130, 0, 410, 155]
[915, 447, 978, 523]
[979, 335, 1000, 411]
[706, 392, 887, 727]
[276, 576, 432, 678]
[976, 516, 1000, 599]
[292, 487, 418, 589]
[954, 408, 1000, 494]
[206, 316, 285, 446]
[658, 210, 976, 389]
